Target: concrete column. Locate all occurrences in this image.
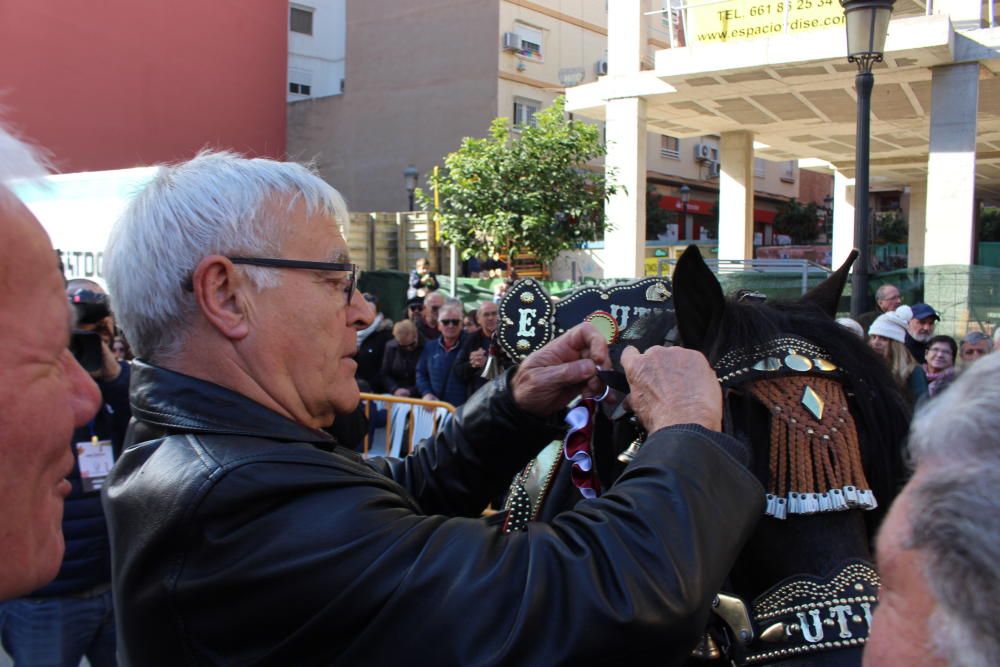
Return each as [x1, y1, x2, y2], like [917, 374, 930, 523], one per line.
[831, 171, 856, 269]
[718, 131, 755, 262]
[604, 96, 647, 278]
[924, 63, 978, 266]
[932, 0, 983, 30]
[608, 0, 647, 75]
[907, 180, 927, 267]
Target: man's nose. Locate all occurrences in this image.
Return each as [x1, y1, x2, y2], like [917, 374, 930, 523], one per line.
[65, 351, 101, 428]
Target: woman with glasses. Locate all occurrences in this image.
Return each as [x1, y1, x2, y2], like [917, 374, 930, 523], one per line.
[923, 335, 958, 398]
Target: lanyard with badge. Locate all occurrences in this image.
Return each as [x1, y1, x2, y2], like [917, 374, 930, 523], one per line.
[75, 408, 116, 493]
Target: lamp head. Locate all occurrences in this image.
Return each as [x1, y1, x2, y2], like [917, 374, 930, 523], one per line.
[403, 164, 419, 193]
[840, 0, 895, 69]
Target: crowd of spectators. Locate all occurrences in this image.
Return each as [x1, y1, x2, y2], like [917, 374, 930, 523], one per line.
[856, 285, 993, 407]
[3, 121, 1000, 666]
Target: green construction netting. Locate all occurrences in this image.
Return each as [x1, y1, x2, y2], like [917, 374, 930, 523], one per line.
[361, 265, 999, 340]
[869, 265, 1000, 338]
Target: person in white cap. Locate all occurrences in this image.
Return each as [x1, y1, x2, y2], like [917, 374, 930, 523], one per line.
[868, 305, 928, 405]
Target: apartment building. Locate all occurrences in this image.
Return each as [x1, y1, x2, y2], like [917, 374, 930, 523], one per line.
[286, 0, 801, 251]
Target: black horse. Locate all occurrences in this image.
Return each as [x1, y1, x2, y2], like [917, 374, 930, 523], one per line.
[503, 246, 910, 666]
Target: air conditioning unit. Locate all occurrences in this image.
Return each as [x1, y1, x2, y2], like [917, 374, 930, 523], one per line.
[502, 32, 521, 51]
[709, 161, 721, 178]
[595, 59, 609, 76]
[694, 144, 712, 161]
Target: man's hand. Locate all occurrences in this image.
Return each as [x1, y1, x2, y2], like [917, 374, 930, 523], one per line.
[94, 339, 122, 382]
[394, 388, 412, 397]
[469, 349, 486, 369]
[422, 393, 438, 402]
[620, 346, 722, 433]
[511, 323, 609, 418]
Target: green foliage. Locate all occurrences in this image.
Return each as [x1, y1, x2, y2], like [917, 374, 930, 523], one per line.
[874, 210, 908, 244]
[417, 97, 617, 265]
[645, 187, 678, 240]
[772, 198, 820, 244]
[981, 207, 1000, 242]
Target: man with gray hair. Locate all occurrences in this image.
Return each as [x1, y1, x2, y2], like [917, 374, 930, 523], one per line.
[865, 353, 1000, 667]
[0, 124, 101, 600]
[102, 151, 763, 666]
[958, 330, 992, 366]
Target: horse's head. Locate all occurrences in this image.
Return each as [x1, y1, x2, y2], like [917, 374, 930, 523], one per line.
[670, 245, 908, 526]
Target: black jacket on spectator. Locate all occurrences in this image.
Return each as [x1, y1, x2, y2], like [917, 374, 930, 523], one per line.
[380, 339, 423, 396]
[356, 319, 394, 393]
[454, 329, 492, 398]
[32, 361, 131, 596]
[905, 333, 927, 364]
[416, 319, 439, 342]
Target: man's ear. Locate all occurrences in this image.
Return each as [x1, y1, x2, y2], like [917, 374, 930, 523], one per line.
[190, 255, 251, 341]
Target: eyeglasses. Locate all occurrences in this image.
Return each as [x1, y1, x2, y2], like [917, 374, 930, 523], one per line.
[227, 257, 357, 305]
[440, 319, 461, 326]
[408, 305, 424, 312]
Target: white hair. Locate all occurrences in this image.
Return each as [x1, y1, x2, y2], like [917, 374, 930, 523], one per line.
[105, 150, 349, 362]
[836, 317, 864, 338]
[906, 353, 1000, 667]
[0, 121, 50, 206]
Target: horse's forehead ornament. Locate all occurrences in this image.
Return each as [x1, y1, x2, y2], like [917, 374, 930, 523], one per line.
[714, 334, 878, 521]
[714, 336, 840, 386]
[801, 386, 824, 421]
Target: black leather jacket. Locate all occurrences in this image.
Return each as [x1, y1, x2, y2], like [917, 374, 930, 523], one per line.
[105, 361, 763, 666]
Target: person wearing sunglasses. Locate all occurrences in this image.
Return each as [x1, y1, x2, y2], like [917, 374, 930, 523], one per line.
[415, 303, 469, 407]
[100, 151, 763, 667]
[405, 295, 424, 325]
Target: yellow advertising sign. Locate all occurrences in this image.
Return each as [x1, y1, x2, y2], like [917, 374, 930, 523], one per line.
[689, 0, 845, 44]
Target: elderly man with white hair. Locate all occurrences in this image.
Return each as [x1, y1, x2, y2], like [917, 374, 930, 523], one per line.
[865, 353, 1000, 667]
[0, 125, 102, 603]
[102, 151, 764, 666]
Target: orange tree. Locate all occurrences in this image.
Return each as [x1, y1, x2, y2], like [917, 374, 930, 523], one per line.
[418, 97, 617, 267]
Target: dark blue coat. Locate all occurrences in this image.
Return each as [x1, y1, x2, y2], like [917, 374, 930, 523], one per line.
[416, 334, 467, 407]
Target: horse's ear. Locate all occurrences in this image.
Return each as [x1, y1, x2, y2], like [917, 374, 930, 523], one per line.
[672, 245, 724, 354]
[800, 249, 858, 318]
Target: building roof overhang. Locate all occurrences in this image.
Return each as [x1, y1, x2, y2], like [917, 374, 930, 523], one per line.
[566, 15, 1000, 200]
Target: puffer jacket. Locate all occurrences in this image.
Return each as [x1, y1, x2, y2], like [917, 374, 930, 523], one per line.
[104, 361, 763, 667]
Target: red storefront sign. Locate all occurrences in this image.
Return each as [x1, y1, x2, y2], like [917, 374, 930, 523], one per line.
[657, 195, 777, 223]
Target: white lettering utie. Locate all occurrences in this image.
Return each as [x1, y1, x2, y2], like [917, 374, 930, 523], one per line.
[517, 309, 537, 337]
[797, 609, 824, 643]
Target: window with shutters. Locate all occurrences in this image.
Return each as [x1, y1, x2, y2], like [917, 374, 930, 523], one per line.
[290, 6, 313, 35]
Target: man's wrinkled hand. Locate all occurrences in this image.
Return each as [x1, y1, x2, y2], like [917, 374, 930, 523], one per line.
[511, 323, 609, 418]
[620, 346, 722, 433]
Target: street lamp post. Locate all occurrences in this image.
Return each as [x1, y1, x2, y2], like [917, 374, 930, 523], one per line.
[823, 194, 834, 242]
[841, 0, 894, 316]
[403, 164, 419, 212]
[680, 184, 691, 241]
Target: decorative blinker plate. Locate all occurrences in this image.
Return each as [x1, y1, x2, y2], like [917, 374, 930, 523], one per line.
[496, 277, 674, 361]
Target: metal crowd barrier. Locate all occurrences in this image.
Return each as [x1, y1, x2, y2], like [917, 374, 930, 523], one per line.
[358, 393, 456, 458]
